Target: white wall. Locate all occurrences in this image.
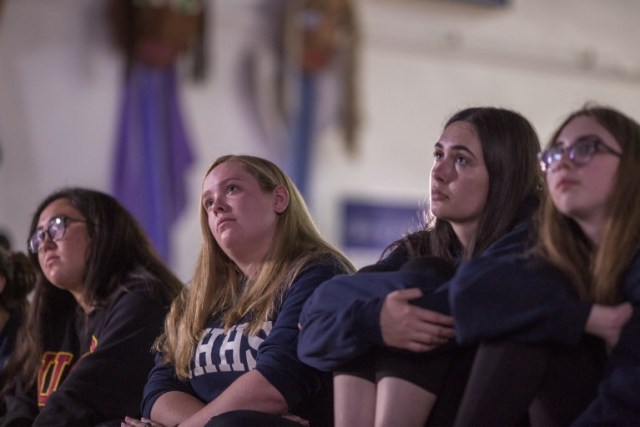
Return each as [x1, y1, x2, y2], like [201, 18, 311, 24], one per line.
[1, 0, 639, 279]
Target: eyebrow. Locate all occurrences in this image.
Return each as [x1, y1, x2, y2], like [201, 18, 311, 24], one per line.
[36, 214, 62, 229]
[201, 177, 243, 198]
[434, 142, 479, 158]
[554, 133, 600, 146]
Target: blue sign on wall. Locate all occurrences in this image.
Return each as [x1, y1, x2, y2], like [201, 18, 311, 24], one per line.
[342, 199, 423, 251]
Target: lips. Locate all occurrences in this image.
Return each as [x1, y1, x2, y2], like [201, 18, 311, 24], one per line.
[43, 254, 60, 267]
[216, 217, 235, 231]
[431, 188, 448, 201]
[555, 178, 579, 190]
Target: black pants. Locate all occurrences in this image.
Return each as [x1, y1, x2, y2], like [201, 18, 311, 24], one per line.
[453, 340, 605, 427]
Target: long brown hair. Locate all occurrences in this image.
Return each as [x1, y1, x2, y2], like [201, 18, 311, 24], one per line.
[537, 105, 640, 303]
[389, 107, 542, 262]
[158, 155, 354, 379]
[3, 188, 183, 394]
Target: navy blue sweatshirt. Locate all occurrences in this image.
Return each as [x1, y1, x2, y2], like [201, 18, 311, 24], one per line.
[141, 261, 347, 426]
[450, 249, 640, 425]
[298, 220, 534, 372]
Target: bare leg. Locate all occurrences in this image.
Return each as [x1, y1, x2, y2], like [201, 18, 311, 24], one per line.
[375, 377, 436, 427]
[334, 373, 376, 427]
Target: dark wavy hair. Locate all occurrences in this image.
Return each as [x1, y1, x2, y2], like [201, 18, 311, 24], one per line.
[388, 106, 543, 262]
[3, 188, 183, 394]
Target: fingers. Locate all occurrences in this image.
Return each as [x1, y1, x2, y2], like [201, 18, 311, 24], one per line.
[389, 289, 455, 326]
[122, 416, 157, 427]
[389, 288, 423, 302]
[283, 414, 310, 426]
[403, 340, 444, 353]
[381, 288, 457, 351]
[617, 302, 633, 323]
[406, 322, 454, 347]
[414, 308, 455, 327]
[121, 417, 137, 427]
[412, 322, 456, 340]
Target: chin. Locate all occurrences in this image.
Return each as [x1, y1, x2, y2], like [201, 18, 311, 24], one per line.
[558, 206, 589, 223]
[46, 276, 76, 293]
[48, 281, 68, 291]
[555, 200, 579, 216]
[430, 206, 445, 219]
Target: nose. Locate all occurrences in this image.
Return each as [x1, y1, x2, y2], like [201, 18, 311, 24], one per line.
[211, 198, 228, 215]
[431, 157, 455, 183]
[41, 231, 56, 251]
[549, 151, 573, 173]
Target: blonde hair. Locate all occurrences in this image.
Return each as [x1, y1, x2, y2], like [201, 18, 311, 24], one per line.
[158, 155, 354, 379]
[537, 105, 640, 303]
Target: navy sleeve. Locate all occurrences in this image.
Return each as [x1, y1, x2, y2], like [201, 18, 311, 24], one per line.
[298, 267, 441, 371]
[140, 353, 198, 418]
[298, 223, 535, 372]
[572, 252, 640, 426]
[254, 262, 346, 412]
[33, 287, 170, 426]
[450, 255, 591, 345]
[481, 221, 534, 258]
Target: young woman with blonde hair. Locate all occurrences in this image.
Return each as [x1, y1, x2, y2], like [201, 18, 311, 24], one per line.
[125, 155, 354, 427]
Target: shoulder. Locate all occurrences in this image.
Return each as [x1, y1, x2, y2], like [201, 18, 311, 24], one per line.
[89, 281, 171, 339]
[282, 256, 350, 299]
[482, 220, 536, 258]
[377, 245, 409, 270]
[297, 256, 349, 282]
[103, 280, 169, 314]
[115, 270, 179, 305]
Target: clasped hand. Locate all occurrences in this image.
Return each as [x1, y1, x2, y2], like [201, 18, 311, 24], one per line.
[380, 288, 455, 352]
[586, 302, 633, 353]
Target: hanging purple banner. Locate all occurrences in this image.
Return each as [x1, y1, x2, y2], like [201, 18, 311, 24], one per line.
[112, 62, 194, 264]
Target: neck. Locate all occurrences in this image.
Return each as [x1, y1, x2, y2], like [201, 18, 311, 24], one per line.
[572, 210, 606, 247]
[236, 261, 259, 279]
[450, 222, 479, 259]
[575, 219, 604, 247]
[70, 290, 94, 314]
[227, 246, 270, 279]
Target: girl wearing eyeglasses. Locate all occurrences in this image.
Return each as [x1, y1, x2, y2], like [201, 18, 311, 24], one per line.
[0, 188, 183, 426]
[450, 105, 640, 426]
[0, 247, 35, 411]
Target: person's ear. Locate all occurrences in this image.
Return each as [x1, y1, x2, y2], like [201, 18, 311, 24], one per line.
[0, 275, 6, 295]
[273, 185, 290, 214]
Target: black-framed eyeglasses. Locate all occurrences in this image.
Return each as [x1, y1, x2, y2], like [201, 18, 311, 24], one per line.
[28, 215, 87, 254]
[538, 135, 622, 173]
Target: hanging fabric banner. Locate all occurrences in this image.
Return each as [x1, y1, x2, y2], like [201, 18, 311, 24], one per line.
[279, 0, 360, 199]
[108, 0, 205, 263]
